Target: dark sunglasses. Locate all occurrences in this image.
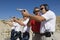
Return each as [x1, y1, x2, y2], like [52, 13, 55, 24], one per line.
[40, 8, 44, 10]
[33, 10, 40, 14]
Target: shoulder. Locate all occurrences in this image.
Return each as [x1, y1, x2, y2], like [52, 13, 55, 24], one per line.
[42, 10, 56, 16]
[41, 10, 56, 21]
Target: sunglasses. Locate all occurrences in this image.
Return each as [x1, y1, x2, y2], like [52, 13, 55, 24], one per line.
[33, 10, 40, 13]
[40, 8, 44, 10]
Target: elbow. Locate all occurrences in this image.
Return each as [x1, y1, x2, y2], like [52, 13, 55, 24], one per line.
[38, 18, 45, 22]
[36, 18, 42, 22]
[37, 16, 46, 22]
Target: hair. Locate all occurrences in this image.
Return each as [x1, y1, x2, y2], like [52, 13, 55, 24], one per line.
[40, 4, 49, 11]
[33, 7, 40, 14]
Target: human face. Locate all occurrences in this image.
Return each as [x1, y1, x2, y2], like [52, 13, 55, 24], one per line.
[34, 9, 40, 15]
[40, 6, 46, 14]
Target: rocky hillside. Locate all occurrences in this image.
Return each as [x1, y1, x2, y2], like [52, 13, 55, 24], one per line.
[0, 20, 11, 40]
[56, 16, 60, 32]
[0, 16, 60, 40]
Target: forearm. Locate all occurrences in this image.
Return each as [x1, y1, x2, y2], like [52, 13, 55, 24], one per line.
[7, 23, 13, 26]
[15, 19, 25, 26]
[29, 14, 45, 22]
[5, 22, 13, 27]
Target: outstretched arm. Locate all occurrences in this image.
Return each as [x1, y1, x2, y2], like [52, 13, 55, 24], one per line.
[3, 21, 13, 27]
[21, 10, 46, 22]
[13, 18, 26, 26]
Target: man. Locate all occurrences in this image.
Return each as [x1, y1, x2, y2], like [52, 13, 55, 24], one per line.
[29, 7, 41, 40]
[21, 4, 56, 40]
[22, 16, 30, 40]
[13, 16, 30, 40]
[3, 17, 22, 40]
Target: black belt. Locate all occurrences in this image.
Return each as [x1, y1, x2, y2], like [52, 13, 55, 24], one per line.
[33, 32, 45, 36]
[40, 32, 53, 36]
[33, 32, 53, 36]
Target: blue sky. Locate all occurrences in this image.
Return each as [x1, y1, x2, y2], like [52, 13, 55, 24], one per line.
[0, 0, 60, 20]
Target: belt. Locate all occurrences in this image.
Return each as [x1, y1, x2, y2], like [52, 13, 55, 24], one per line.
[33, 32, 53, 36]
[33, 32, 45, 36]
[40, 32, 54, 36]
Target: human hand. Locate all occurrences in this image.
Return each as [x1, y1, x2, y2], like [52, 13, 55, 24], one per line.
[3, 21, 7, 24]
